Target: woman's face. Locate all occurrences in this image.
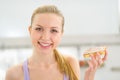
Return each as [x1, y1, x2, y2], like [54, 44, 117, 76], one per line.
[29, 13, 63, 53]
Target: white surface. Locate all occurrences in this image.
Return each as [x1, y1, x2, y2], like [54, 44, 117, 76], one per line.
[0, 0, 119, 38]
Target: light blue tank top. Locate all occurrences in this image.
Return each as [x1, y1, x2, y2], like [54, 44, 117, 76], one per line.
[23, 60, 69, 80]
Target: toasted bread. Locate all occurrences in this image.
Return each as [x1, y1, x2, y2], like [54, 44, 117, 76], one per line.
[83, 46, 106, 60]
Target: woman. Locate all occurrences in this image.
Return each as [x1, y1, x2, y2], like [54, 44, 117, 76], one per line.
[5, 5, 107, 80]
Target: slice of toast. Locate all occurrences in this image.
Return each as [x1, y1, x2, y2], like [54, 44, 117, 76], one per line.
[83, 46, 106, 60]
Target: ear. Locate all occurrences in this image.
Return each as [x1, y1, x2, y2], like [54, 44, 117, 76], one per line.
[28, 26, 32, 35]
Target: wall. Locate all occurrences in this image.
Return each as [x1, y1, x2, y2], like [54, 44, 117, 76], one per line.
[0, 0, 119, 38]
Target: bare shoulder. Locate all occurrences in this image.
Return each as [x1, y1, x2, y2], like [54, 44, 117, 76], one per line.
[5, 63, 23, 80]
[64, 55, 80, 79]
[64, 55, 79, 66]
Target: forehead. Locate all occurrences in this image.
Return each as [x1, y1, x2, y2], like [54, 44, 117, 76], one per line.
[32, 13, 62, 28]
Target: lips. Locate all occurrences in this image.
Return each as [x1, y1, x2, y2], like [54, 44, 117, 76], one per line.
[38, 41, 52, 48]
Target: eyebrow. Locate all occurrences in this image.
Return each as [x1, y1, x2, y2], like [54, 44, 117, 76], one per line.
[36, 24, 60, 29]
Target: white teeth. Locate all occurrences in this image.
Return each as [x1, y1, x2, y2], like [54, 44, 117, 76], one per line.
[39, 42, 51, 47]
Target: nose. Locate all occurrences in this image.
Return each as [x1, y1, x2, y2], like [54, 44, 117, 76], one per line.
[41, 31, 50, 40]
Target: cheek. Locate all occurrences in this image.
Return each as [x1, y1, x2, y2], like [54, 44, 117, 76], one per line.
[30, 31, 40, 42]
[53, 34, 62, 44]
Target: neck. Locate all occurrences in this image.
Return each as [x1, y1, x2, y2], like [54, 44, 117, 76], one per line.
[29, 49, 56, 66]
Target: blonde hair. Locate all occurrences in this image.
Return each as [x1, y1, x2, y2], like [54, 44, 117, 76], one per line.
[31, 5, 78, 80]
[54, 49, 78, 80]
[31, 5, 64, 32]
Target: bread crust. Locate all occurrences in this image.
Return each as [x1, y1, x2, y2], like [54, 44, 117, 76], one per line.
[83, 46, 106, 60]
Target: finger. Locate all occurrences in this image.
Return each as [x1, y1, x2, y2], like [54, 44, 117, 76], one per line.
[99, 59, 103, 65]
[87, 60, 94, 71]
[96, 52, 103, 65]
[90, 54, 98, 69]
[96, 52, 101, 60]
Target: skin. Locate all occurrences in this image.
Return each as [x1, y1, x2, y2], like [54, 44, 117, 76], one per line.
[5, 13, 107, 80]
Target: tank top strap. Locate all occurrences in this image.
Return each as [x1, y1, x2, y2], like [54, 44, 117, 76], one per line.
[23, 60, 30, 80]
[64, 74, 69, 80]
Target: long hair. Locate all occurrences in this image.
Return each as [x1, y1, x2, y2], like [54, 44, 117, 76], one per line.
[54, 49, 78, 80]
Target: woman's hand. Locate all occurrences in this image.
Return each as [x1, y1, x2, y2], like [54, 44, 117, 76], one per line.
[84, 50, 108, 80]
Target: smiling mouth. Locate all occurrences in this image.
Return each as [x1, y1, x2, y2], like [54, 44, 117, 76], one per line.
[38, 41, 52, 48]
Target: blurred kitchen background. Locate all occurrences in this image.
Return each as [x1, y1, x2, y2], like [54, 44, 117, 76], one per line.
[0, 0, 120, 80]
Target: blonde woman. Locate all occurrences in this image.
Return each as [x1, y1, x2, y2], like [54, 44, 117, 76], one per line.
[5, 5, 107, 80]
